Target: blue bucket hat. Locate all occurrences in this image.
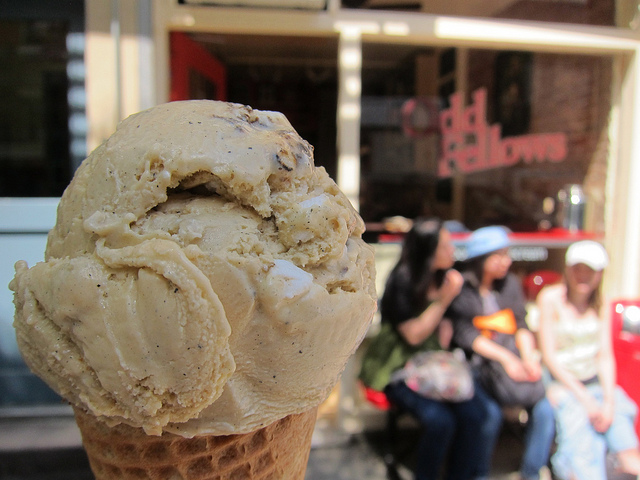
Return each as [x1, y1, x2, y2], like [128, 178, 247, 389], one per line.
[465, 226, 510, 260]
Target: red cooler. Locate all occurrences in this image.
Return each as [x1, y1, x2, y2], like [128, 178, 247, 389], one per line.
[611, 299, 640, 438]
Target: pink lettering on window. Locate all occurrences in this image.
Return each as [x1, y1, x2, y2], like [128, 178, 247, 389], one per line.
[437, 88, 568, 177]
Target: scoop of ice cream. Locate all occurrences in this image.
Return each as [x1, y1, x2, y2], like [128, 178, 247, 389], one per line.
[10, 100, 377, 436]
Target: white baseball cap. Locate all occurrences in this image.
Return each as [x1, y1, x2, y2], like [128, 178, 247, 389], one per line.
[565, 240, 609, 271]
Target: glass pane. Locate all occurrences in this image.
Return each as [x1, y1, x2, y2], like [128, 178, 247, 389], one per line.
[0, 1, 84, 409]
[359, 43, 612, 275]
[359, 42, 442, 225]
[0, 20, 71, 197]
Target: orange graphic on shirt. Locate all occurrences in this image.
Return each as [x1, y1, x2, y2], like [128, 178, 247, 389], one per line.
[472, 308, 517, 338]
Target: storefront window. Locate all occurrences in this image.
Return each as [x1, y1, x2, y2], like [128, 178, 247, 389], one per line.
[0, 0, 84, 408]
[463, 49, 610, 232]
[0, 0, 85, 198]
[358, 42, 438, 223]
[0, 20, 70, 197]
[359, 45, 612, 236]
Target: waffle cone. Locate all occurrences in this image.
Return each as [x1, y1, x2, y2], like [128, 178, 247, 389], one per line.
[74, 407, 318, 480]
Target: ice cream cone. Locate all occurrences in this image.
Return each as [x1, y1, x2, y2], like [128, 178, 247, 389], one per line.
[11, 101, 376, 479]
[74, 407, 318, 480]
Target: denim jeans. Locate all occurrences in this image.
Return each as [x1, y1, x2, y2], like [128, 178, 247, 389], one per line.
[385, 380, 503, 480]
[471, 384, 555, 480]
[521, 397, 556, 480]
[550, 383, 639, 480]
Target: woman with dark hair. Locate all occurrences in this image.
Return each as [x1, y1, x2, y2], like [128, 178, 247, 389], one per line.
[538, 240, 640, 480]
[449, 226, 556, 480]
[359, 218, 503, 480]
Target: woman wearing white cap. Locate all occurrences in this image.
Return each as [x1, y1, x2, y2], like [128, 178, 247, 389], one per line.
[537, 240, 640, 480]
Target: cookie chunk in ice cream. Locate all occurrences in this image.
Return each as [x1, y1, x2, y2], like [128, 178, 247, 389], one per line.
[10, 100, 377, 436]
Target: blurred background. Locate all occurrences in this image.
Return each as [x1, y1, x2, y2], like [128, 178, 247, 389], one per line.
[1, 1, 640, 478]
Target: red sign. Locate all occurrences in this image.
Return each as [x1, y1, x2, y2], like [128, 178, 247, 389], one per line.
[438, 89, 568, 177]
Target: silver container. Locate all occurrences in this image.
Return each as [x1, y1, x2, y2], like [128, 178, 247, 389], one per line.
[557, 184, 586, 231]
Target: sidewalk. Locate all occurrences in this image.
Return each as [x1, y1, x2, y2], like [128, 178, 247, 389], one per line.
[307, 419, 640, 480]
[307, 421, 532, 480]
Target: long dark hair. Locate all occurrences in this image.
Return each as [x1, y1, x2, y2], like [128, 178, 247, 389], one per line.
[385, 218, 444, 313]
[460, 252, 507, 291]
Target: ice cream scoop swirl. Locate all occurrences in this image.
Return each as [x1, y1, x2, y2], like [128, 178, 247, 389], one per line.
[11, 100, 377, 436]
[12, 237, 234, 435]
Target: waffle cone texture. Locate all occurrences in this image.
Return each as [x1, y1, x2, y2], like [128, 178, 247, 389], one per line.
[74, 407, 318, 480]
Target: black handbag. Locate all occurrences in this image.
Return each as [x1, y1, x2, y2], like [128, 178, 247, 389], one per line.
[471, 307, 545, 408]
[477, 332, 545, 408]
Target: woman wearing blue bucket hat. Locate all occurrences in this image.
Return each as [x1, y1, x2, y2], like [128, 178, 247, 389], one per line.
[448, 226, 556, 480]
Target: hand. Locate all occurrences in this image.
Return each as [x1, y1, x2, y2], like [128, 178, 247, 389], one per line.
[501, 354, 531, 382]
[437, 269, 464, 305]
[522, 353, 542, 382]
[521, 357, 542, 382]
[592, 400, 614, 433]
[580, 394, 611, 432]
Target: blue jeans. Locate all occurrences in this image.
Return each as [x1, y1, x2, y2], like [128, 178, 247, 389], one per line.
[472, 386, 555, 480]
[521, 397, 556, 480]
[549, 383, 639, 480]
[385, 380, 502, 480]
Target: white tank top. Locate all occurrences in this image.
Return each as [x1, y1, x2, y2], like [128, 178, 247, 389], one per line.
[552, 306, 601, 382]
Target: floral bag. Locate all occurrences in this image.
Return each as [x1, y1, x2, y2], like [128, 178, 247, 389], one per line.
[390, 350, 474, 402]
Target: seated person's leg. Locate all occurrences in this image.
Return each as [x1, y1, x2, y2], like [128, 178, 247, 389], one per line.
[520, 397, 555, 480]
[463, 380, 503, 480]
[549, 386, 607, 480]
[448, 386, 503, 480]
[385, 381, 457, 480]
[603, 386, 640, 475]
